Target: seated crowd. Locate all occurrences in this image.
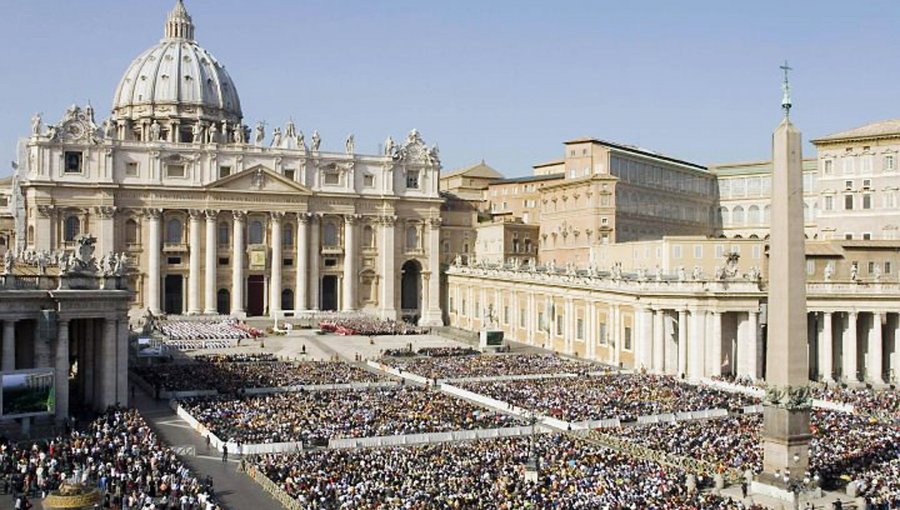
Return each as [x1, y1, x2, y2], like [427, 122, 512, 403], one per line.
[179, 386, 523, 445]
[387, 353, 597, 380]
[604, 410, 900, 504]
[133, 359, 383, 394]
[156, 319, 263, 342]
[319, 317, 427, 336]
[252, 434, 764, 509]
[381, 346, 480, 358]
[461, 373, 758, 422]
[0, 408, 218, 510]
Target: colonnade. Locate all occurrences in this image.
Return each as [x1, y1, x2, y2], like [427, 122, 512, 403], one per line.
[812, 310, 899, 386]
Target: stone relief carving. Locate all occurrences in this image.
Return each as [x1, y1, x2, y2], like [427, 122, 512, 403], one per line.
[764, 385, 812, 410]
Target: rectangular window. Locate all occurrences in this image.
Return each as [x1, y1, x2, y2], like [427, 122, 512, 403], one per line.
[556, 315, 564, 336]
[806, 260, 815, 275]
[885, 155, 896, 172]
[406, 170, 420, 189]
[862, 155, 874, 173]
[824, 196, 834, 211]
[167, 256, 181, 265]
[519, 308, 526, 328]
[823, 159, 833, 175]
[537, 311, 545, 331]
[845, 180, 854, 190]
[599, 323, 607, 344]
[863, 232, 872, 240]
[449, 297, 455, 313]
[844, 195, 854, 210]
[284, 258, 294, 267]
[363, 174, 375, 187]
[863, 194, 872, 209]
[576, 318, 584, 340]
[219, 166, 232, 178]
[885, 261, 892, 274]
[715, 245, 724, 258]
[843, 157, 855, 175]
[324, 258, 337, 267]
[324, 171, 340, 185]
[503, 306, 509, 325]
[752, 245, 761, 259]
[125, 162, 139, 176]
[218, 257, 229, 265]
[166, 165, 185, 178]
[673, 245, 682, 259]
[868, 261, 876, 274]
[284, 169, 295, 181]
[64, 151, 83, 173]
[694, 245, 703, 259]
[845, 233, 854, 240]
[624, 326, 632, 350]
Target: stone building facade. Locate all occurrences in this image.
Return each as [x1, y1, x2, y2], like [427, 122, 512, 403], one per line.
[9, 1, 444, 325]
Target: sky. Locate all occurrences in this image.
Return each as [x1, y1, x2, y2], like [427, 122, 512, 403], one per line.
[1, 0, 898, 178]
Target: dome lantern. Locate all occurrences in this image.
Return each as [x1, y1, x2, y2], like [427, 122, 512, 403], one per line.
[165, 0, 195, 41]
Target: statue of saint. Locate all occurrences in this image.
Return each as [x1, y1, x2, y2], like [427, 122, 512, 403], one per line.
[149, 120, 161, 141]
[297, 131, 307, 152]
[271, 127, 282, 147]
[192, 123, 203, 144]
[207, 123, 219, 144]
[345, 134, 355, 154]
[311, 130, 321, 151]
[384, 136, 396, 156]
[103, 119, 116, 139]
[254, 122, 265, 146]
[233, 124, 244, 144]
[31, 113, 42, 136]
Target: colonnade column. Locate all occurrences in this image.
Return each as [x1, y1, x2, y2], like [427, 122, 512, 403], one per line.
[309, 214, 321, 310]
[379, 215, 396, 319]
[55, 319, 70, 423]
[203, 211, 217, 314]
[652, 309, 665, 373]
[688, 309, 706, 380]
[187, 210, 203, 314]
[611, 304, 620, 367]
[231, 211, 246, 317]
[894, 316, 900, 385]
[101, 317, 117, 408]
[421, 218, 443, 326]
[342, 215, 357, 312]
[677, 310, 688, 377]
[2, 320, 15, 371]
[709, 311, 723, 377]
[270, 212, 284, 318]
[843, 311, 859, 383]
[868, 312, 884, 385]
[747, 311, 759, 380]
[295, 214, 309, 311]
[818, 312, 834, 382]
[146, 209, 162, 314]
[116, 319, 128, 406]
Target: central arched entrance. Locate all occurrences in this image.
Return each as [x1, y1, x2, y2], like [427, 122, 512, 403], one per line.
[400, 260, 422, 324]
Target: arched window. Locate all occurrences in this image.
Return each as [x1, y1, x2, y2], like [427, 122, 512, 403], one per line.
[249, 220, 264, 244]
[64, 216, 80, 242]
[747, 205, 760, 225]
[165, 218, 182, 244]
[323, 222, 338, 246]
[125, 219, 139, 245]
[718, 207, 729, 226]
[406, 225, 418, 250]
[218, 222, 229, 246]
[283, 224, 294, 247]
[763, 204, 771, 224]
[363, 225, 375, 248]
[281, 289, 294, 311]
[732, 206, 745, 225]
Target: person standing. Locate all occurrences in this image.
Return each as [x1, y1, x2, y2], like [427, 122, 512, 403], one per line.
[221, 444, 228, 463]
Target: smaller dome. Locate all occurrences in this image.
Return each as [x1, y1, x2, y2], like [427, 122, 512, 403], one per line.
[111, 1, 242, 127]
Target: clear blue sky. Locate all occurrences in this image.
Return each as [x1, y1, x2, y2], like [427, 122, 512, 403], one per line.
[1, 0, 898, 178]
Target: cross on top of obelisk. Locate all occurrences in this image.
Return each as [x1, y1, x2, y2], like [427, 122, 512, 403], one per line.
[780, 60, 793, 117]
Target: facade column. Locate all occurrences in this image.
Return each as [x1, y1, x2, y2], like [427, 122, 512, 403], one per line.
[269, 212, 284, 318]
[587, 301, 596, 360]
[563, 298, 574, 354]
[379, 215, 396, 319]
[295, 214, 309, 311]
[116, 319, 128, 406]
[2, 320, 16, 371]
[55, 319, 70, 423]
[95, 206, 117, 254]
[342, 215, 358, 312]
[146, 208, 162, 314]
[203, 210, 218, 314]
[611, 304, 621, 367]
[187, 210, 203, 314]
[747, 311, 759, 380]
[709, 311, 723, 377]
[843, 311, 859, 383]
[677, 310, 688, 378]
[652, 309, 665, 373]
[818, 312, 834, 382]
[421, 218, 443, 326]
[308, 214, 321, 310]
[231, 211, 246, 316]
[868, 312, 885, 385]
[894, 315, 900, 385]
[102, 317, 117, 408]
[526, 292, 535, 345]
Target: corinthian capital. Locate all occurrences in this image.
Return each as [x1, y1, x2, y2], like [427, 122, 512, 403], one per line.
[232, 210, 247, 222]
[144, 208, 163, 220]
[94, 206, 117, 219]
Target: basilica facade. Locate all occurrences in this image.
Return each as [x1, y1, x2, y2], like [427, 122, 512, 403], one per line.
[10, 1, 444, 325]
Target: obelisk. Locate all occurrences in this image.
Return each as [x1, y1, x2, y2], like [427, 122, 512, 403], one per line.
[758, 62, 811, 491]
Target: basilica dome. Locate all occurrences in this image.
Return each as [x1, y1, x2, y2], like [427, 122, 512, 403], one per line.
[111, 1, 242, 132]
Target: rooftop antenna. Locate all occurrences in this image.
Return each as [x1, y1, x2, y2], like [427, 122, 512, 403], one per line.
[780, 60, 793, 118]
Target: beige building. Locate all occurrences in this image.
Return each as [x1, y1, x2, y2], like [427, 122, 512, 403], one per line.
[474, 219, 539, 266]
[8, 2, 444, 325]
[439, 161, 502, 202]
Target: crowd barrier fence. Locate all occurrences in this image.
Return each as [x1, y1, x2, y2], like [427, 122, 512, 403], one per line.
[242, 381, 399, 395]
[367, 360, 431, 385]
[698, 378, 857, 414]
[171, 402, 304, 455]
[245, 465, 304, 510]
[444, 373, 578, 384]
[327, 424, 544, 449]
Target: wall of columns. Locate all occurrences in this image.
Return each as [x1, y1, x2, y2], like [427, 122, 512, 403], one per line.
[447, 270, 900, 385]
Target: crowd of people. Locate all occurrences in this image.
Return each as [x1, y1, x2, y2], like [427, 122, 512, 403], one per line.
[604, 409, 900, 504]
[381, 346, 480, 358]
[0, 408, 219, 509]
[461, 373, 759, 422]
[251, 434, 765, 509]
[387, 353, 597, 380]
[155, 319, 264, 342]
[133, 358, 383, 394]
[179, 386, 524, 446]
[318, 317, 427, 336]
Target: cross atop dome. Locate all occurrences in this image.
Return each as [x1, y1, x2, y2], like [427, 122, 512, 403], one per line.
[165, 0, 195, 41]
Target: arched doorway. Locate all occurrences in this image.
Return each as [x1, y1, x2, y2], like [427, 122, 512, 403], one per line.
[400, 260, 422, 323]
[281, 289, 294, 311]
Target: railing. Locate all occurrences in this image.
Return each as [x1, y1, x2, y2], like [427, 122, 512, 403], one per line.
[245, 465, 305, 510]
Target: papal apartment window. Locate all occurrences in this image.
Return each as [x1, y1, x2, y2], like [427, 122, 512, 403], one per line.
[363, 174, 375, 187]
[824, 196, 834, 211]
[806, 260, 815, 275]
[844, 195, 854, 210]
[125, 162, 139, 177]
[863, 233, 872, 240]
[823, 159, 833, 175]
[885, 155, 896, 172]
[673, 245, 682, 259]
[845, 233, 854, 240]
[64, 151, 83, 173]
[406, 170, 420, 189]
[694, 245, 703, 259]
[885, 261, 893, 274]
[863, 194, 872, 210]
[219, 166, 232, 178]
[868, 261, 876, 274]
[166, 164, 185, 178]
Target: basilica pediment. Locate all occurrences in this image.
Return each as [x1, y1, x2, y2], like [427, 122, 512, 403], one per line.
[207, 165, 311, 195]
